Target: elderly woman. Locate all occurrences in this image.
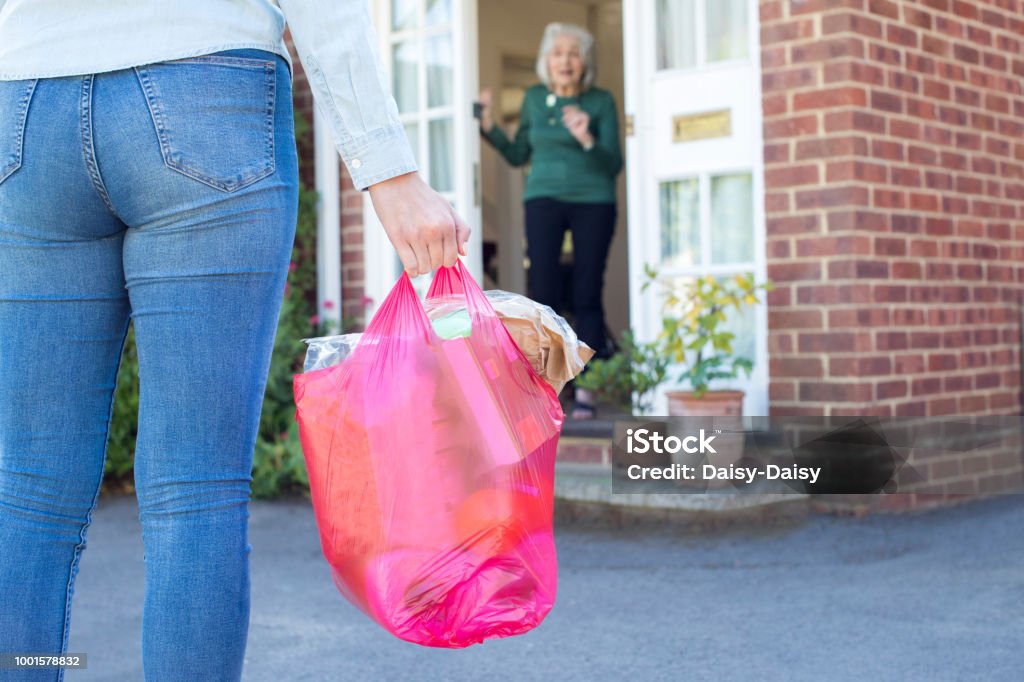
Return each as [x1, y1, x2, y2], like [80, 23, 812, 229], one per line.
[479, 21, 622, 420]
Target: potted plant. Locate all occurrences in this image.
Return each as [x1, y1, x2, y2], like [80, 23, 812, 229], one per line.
[642, 264, 772, 417]
[573, 329, 670, 416]
[574, 329, 671, 468]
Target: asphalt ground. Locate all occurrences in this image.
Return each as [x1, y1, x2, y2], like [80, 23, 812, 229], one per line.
[56, 491, 1024, 681]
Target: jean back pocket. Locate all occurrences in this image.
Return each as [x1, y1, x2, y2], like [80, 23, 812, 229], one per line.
[0, 79, 37, 186]
[133, 55, 276, 193]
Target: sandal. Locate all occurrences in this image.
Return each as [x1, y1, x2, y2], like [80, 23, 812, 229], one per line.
[571, 401, 597, 420]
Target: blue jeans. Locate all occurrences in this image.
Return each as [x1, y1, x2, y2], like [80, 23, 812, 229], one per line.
[0, 48, 298, 681]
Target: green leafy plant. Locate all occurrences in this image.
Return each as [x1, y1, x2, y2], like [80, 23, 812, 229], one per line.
[104, 325, 140, 493]
[574, 329, 669, 414]
[643, 264, 772, 399]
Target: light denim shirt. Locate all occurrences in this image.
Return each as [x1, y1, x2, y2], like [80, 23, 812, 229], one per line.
[0, 0, 417, 191]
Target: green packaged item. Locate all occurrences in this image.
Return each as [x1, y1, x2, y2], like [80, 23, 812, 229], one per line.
[430, 308, 472, 339]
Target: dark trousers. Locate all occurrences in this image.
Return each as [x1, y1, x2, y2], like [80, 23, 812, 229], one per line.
[524, 196, 616, 363]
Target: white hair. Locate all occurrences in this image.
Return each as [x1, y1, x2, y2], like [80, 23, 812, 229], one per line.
[535, 22, 597, 91]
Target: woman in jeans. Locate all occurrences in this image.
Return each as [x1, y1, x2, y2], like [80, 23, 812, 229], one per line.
[0, 1, 469, 679]
[479, 21, 623, 420]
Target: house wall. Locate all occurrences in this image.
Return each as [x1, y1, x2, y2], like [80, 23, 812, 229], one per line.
[760, 0, 1024, 418]
[286, 29, 369, 329]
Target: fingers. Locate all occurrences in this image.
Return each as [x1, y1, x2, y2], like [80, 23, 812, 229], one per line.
[395, 240, 420, 278]
[441, 208, 459, 267]
[408, 237, 431, 277]
[425, 224, 445, 272]
[454, 212, 471, 258]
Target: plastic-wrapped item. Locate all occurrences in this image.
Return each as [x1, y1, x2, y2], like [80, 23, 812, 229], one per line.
[303, 289, 593, 394]
[292, 261, 563, 648]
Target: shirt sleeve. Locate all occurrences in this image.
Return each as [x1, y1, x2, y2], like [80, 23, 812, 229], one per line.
[588, 92, 623, 177]
[276, 0, 418, 191]
[480, 91, 532, 167]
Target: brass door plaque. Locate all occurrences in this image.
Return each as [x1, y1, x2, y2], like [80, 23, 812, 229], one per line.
[673, 109, 732, 143]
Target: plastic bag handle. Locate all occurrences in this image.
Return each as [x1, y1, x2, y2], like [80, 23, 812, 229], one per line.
[426, 259, 497, 320]
[362, 270, 437, 342]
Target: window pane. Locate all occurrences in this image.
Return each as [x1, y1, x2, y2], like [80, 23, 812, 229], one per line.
[428, 118, 454, 192]
[391, 0, 418, 31]
[660, 178, 700, 268]
[710, 173, 754, 265]
[425, 0, 450, 27]
[403, 122, 421, 169]
[656, 0, 696, 70]
[392, 40, 419, 113]
[718, 288, 757, 370]
[426, 33, 453, 108]
[706, 0, 749, 62]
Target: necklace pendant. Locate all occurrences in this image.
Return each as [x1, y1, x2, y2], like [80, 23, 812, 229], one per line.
[546, 93, 556, 107]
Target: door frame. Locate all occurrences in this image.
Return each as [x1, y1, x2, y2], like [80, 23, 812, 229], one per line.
[624, 0, 769, 415]
[362, 0, 482, 317]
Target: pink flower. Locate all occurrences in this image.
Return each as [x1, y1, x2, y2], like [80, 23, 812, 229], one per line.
[310, 314, 320, 326]
[288, 262, 297, 272]
[323, 299, 335, 310]
[360, 295, 374, 308]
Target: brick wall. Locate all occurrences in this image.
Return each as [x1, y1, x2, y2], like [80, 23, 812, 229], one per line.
[760, 0, 1024, 418]
[284, 30, 369, 331]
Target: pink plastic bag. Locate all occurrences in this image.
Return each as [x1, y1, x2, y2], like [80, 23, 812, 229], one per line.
[292, 261, 564, 648]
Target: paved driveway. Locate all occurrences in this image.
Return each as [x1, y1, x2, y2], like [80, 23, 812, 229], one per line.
[64, 492, 1023, 681]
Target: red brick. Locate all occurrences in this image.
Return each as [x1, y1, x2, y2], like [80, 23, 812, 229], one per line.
[822, 12, 883, 38]
[828, 307, 890, 327]
[767, 214, 819, 235]
[790, 0, 866, 16]
[799, 382, 874, 403]
[867, 0, 900, 18]
[791, 37, 866, 63]
[829, 356, 892, 376]
[795, 136, 868, 159]
[877, 380, 908, 399]
[771, 357, 825, 377]
[765, 164, 820, 188]
[793, 87, 867, 110]
[767, 261, 823, 282]
[886, 24, 919, 49]
[764, 114, 820, 138]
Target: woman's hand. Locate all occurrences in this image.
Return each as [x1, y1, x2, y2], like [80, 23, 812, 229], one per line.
[561, 104, 593, 147]
[367, 171, 471, 277]
[479, 88, 495, 134]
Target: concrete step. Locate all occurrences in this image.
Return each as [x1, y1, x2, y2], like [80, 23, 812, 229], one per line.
[553, 460, 811, 532]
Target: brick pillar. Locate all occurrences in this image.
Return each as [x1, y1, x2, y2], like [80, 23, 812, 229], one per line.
[284, 30, 370, 331]
[760, 0, 1024, 417]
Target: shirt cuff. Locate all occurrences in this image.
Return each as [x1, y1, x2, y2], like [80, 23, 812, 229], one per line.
[335, 125, 419, 192]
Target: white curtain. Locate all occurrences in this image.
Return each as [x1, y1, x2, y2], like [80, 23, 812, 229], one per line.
[706, 0, 749, 62]
[656, 0, 697, 70]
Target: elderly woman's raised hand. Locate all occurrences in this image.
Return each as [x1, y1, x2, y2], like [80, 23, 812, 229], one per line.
[561, 104, 593, 148]
[478, 87, 495, 134]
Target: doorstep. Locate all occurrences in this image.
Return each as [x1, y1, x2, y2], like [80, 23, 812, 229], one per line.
[555, 433, 810, 532]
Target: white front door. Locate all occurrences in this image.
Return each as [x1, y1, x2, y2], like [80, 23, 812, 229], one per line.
[364, 0, 481, 308]
[624, 0, 768, 414]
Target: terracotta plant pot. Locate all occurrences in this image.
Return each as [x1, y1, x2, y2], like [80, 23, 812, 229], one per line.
[665, 390, 746, 488]
[666, 390, 745, 417]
